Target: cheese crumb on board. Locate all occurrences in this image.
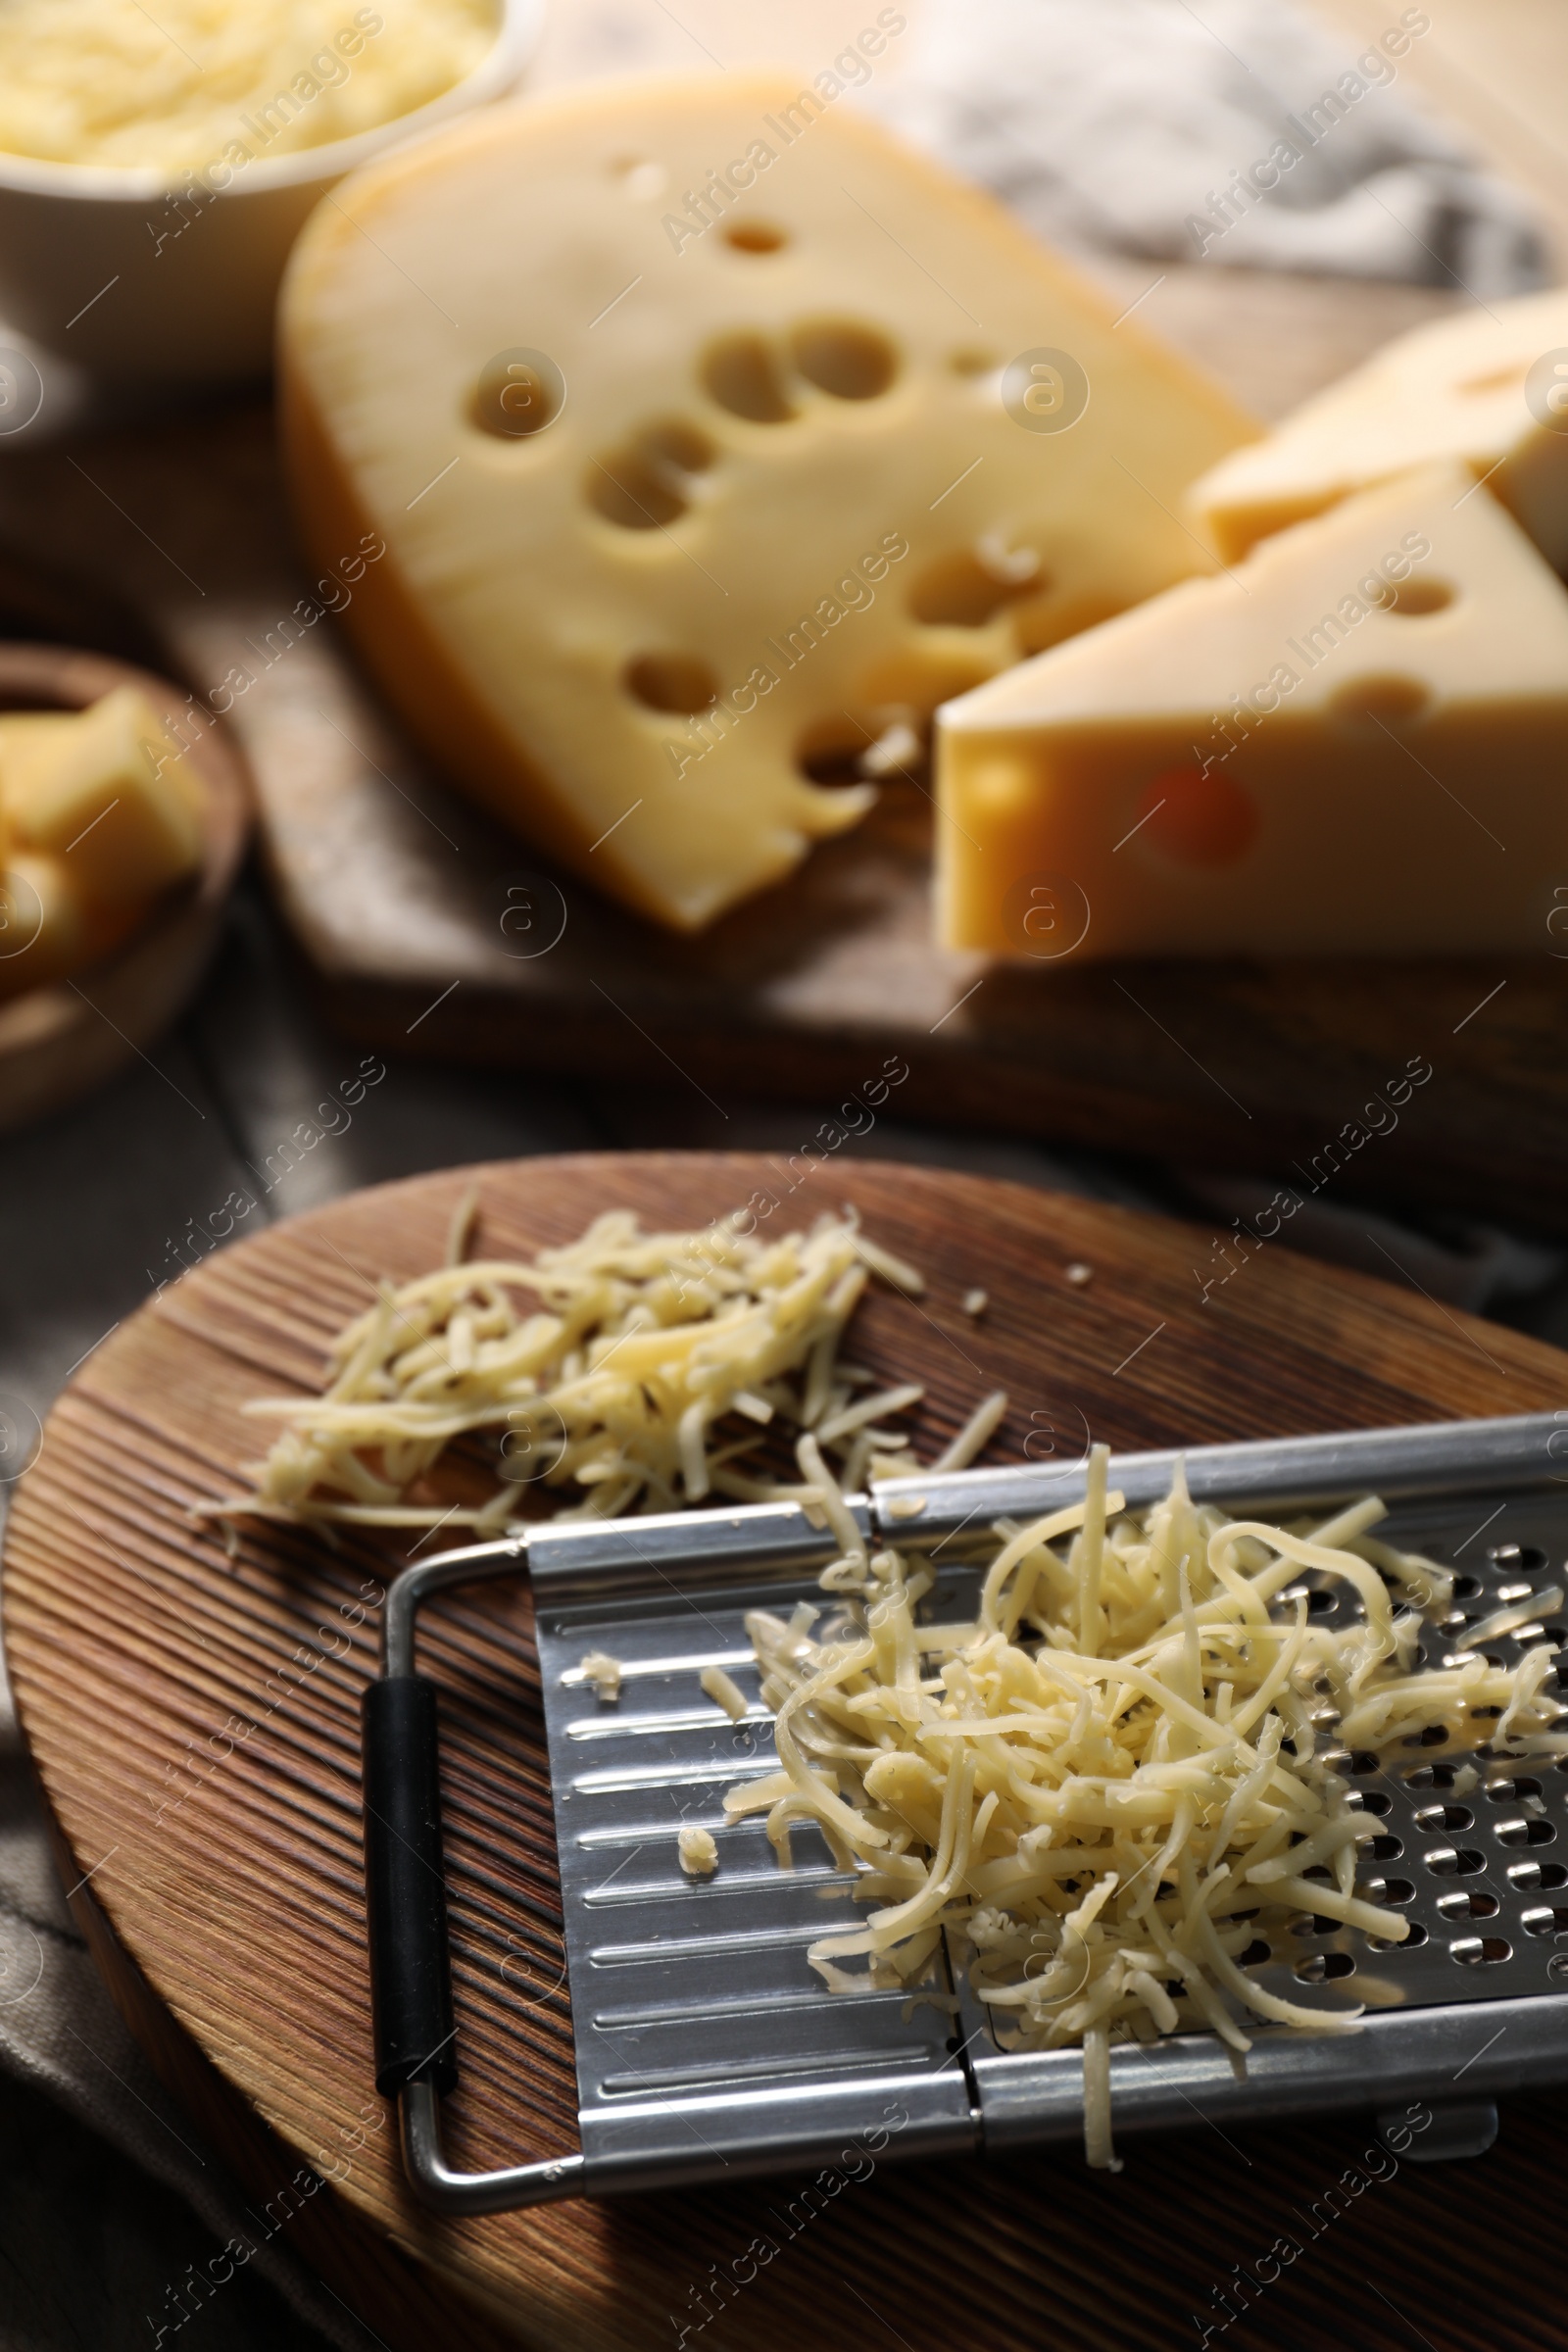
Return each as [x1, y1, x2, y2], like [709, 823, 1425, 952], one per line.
[678, 1825, 718, 1876]
[1187, 286, 1568, 568]
[1065, 1263, 1093, 1287]
[700, 1664, 750, 1722]
[0, 0, 497, 171]
[961, 1289, 988, 1317]
[579, 1649, 622, 1702]
[933, 1389, 1009, 1474]
[728, 1446, 1566, 2169]
[280, 72, 1252, 930]
[937, 464, 1568, 961]
[205, 1206, 1006, 1532]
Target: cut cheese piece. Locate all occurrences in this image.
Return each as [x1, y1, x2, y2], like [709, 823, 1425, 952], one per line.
[937, 464, 1568, 961]
[0, 710, 79, 803]
[677, 1825, 718, 1877]
[3, 687, 203, 903]
[279, 71, 1253, 931]
[0, 853, 85, 994]
[0, 851, 141, 998]
[1188, 287, 1568, 568]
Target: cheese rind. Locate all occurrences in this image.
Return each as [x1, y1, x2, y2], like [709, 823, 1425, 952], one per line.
[280, 72, 1254, 931]
[937, 465, 1568, 961]
[1187, 288, 1568, 568]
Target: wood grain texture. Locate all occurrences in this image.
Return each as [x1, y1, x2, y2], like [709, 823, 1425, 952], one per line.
[0, 643, 249, 1134]
[8, 278, 1568, 1229]
[7, 1152, 1568, 2351]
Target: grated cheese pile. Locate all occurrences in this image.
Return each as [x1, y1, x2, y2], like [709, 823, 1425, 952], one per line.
[210, 1202, 1003, 1532]
[728, 1445, 1567, 2170]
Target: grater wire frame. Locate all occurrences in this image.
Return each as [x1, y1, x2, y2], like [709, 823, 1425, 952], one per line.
[362, 1409, 1568, 2212]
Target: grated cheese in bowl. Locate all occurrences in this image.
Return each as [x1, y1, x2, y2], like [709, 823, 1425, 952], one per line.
[727, 1444, 1567, 2171]
[203, 1200, 1001, 1533]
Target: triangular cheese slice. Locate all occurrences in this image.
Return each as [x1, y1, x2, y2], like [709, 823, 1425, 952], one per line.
[1187, 287, 1568, 569]
[280, 71, 1252, 931]
[937, 463, 1568, 960]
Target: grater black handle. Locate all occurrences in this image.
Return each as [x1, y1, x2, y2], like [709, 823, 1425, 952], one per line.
[362, 1674, 459, 2097]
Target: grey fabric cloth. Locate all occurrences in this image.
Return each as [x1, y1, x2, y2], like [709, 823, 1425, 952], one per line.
[866, 0, 1547, 294]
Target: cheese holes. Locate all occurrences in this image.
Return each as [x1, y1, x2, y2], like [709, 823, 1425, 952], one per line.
[700, 320, 899, 422]
[795, 712, 876, 783]
[587, 418, 714, 528]
[790, 319, 899, 401]
[623, 653, 719, 713]
[949, 347, 1000, 376]
[1328, 674, 1431, 727]
[1011, 590, 1126, 658]
[471, 348, 565, 439]
[1380, 575, 1453, 615]
[589, 453, 684, 527]
[909, 551, 1041, 628]
[1132, 765, 1258, 868]
[701, 332, 796, 422]
[721, 220, 787, 253]
[640, 418, 715, 474]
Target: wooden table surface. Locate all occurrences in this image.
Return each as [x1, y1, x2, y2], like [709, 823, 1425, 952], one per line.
[9, 1151, 1568, 2352]
[1, 0, 1566, 2341]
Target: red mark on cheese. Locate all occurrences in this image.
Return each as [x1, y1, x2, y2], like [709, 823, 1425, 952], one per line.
[1135, 765, 1257, 868]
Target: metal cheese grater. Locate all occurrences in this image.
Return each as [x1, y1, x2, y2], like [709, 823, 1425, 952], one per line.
[362, 1409, 1568, 2212]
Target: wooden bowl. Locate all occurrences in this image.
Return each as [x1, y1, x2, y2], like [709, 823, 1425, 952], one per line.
[0, 642, 249, 1133]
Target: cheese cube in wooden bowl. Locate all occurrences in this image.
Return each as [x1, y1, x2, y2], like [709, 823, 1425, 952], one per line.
[0, 645, 248, 1131]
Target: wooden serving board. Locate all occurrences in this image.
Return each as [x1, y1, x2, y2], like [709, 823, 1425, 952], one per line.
[7, 270, 1568, 1230]
[7, 1152, 1568, 2352]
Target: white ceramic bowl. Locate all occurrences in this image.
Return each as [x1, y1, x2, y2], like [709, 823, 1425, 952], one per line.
[0, 0, 542, 388]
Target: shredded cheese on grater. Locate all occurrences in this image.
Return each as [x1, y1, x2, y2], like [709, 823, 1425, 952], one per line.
[578, 1649, 623, 1702]
[728, 1444, 1568, 2171]
[203, 1203, 1004, 1531]
[700, 1664, 751, 1722]
[678, 1825, 719, 1876]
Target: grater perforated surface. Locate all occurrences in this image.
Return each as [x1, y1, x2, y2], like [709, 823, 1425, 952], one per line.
[527, 1429, 1568, 2182]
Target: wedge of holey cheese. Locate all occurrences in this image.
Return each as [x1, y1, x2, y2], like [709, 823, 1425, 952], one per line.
[1187, 287, 1568, 570]
[936, 463, 1568, 962]
[278, 71, 1253, 930]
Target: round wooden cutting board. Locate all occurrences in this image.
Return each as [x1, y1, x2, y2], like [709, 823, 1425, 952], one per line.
[7, 1153, 1568, 2352]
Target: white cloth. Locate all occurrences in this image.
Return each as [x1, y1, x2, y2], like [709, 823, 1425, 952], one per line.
[867, 0, 1546, 294]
